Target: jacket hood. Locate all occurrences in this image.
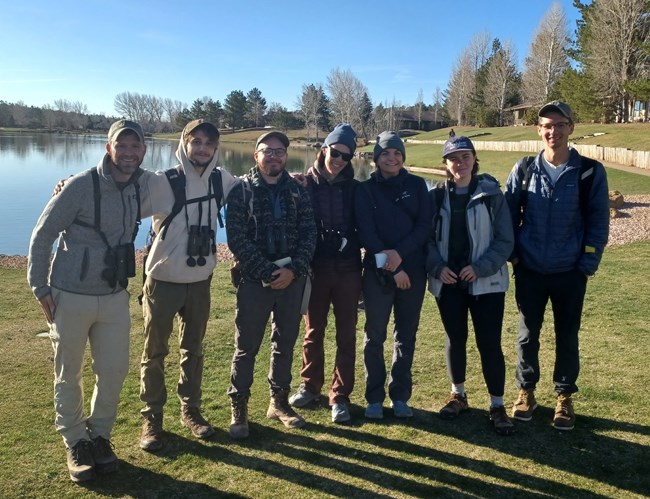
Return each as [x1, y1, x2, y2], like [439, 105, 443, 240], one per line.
[175, 132, 219, 180]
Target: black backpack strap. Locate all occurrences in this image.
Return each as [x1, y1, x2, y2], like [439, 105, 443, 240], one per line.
[578, 157, 597, 220]
[210, 168, 225, 228]
[519, 156, 535, 213]
[159, 167, 186, 240]
[131, 181, 141, 242]
[431, 182, 446, 242]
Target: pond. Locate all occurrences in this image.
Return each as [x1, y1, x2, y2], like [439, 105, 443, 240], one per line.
[0, 132, 376, 255]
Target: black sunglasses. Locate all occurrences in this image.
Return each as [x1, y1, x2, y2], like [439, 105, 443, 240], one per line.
[328, 147, 353, 162]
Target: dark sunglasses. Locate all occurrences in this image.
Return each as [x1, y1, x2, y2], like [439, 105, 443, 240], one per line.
[328, 147, 353, 162]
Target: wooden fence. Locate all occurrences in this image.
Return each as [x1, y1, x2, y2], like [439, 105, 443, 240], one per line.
[407, 139, 650, 170]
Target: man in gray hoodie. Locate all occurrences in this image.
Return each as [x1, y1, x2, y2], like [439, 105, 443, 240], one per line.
[28, 120, 146, 483]
[137, 119, 239, 451]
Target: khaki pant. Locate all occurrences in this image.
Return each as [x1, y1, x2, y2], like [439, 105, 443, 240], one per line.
[49, 288, 130, 448]
[140, 275, 212, 416]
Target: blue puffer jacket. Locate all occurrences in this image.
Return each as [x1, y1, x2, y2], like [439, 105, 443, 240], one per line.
[504, 149, 609, 276]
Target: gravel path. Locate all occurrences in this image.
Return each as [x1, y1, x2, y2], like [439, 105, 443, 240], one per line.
[3, 195, 648, 270]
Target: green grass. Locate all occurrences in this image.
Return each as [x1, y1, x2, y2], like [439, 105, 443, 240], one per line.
[409, 123, 650, 152]
[1, 234, 649, 497]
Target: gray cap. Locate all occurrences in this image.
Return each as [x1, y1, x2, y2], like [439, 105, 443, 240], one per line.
[323, 123, 357, 155]
[183, 119, 219, 138]
[256, 131, 289, 149]
[373, 131, 405, 162]
[538, 101, 574, 122]
[108, 119, 144, 143]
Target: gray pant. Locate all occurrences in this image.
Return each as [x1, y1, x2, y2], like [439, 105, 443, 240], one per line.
[228, 277, 306, 397]
[140, 275, 212, 416]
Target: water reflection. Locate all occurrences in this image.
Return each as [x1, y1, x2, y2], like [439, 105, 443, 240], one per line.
[0, 132, 379, 254]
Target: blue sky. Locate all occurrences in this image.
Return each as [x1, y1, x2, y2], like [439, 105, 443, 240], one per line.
[0, 0, 583, 116]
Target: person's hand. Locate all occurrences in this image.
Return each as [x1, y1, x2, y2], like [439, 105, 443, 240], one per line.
[383, 249, 402, 272]
[439, 266, 459, 285]
[393, 270, 411, 290]
[270, 267, 295, 289]
[458, 264, 477, 283]
[38, 293, 56, 324]
[52, 177, 70, 197]
[290, 172, 308, 188]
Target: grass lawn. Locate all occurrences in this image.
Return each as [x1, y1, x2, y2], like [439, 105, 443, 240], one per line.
[1, 238, 649, 497]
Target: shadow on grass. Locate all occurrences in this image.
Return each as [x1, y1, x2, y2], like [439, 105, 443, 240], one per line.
[409, 404, 650, 498]
[76, 460, 242, 498]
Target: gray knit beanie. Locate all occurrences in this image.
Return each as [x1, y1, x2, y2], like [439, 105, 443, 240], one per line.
[373, 131, 405, 162]
[323, 123, 357, 155]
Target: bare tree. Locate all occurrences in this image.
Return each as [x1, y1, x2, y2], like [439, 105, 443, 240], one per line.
[162, 98, 185, 131]
[415, 88, 424, 130]
[484, 40, 519, 125]
[297, 83, 328, 140]
[582, 0, 650, 121]
[522, 2, 570, 105]
[445, 49, 476, 125]
[432, 87, 443, 127]
[326, 68, 368, 133]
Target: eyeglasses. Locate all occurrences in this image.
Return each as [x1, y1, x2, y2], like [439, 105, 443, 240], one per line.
[328, 147, 353, 162]
[257, 147, 287, 158]
[539, 122, 570, 131]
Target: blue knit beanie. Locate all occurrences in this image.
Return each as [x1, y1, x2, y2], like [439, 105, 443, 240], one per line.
[373, 131, 405, 162]
[323, 123, 357, 155]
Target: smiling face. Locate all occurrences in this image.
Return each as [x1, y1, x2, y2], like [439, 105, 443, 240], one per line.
[323, 144, 351, 179]
[376, 148, 403, 178]
[444, 150, 476, 187]
[537, 111, 574, 152]
[186, 129, 219, 169]
[105, 130, 146, 181]
[254, 136, 287, 182]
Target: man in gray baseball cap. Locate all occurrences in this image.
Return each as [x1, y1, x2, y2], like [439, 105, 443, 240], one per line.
[28, 119, 147, 482]
[504, 101, 609, 431]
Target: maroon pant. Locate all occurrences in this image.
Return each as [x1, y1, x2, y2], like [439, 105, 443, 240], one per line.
[300, 268, 362, 405]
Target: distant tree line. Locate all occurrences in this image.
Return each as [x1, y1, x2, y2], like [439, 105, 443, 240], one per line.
[1, 0, 648, 134]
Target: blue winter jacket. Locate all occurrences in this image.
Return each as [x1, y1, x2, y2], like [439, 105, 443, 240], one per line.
[504, 149, 609, 276]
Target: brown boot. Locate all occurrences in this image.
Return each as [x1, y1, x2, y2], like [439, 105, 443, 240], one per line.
[267, 390, 306, 428]
[512, 388, 537, 421]
[180, 406, 215, 439]
[229, 394, 250, 439]
[553, 393, 575, 431]
[140, 413, 163, 452]
[66, 440, 95, 483]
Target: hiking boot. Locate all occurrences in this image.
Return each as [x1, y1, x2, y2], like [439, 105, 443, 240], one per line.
[66, 439, 95, 483]
[288, 384, 320, 408]
[267, 390, 306, 428]
[140, 413, 163, 451]
[489, 405, 515, 436]
[229, 394, 250, 439]
[553, 393, 576, 431]
[181, 406, 215, 439]
[91, 436, 118, 474]
[391, 400, 413, 418]
[512, 388, 537, 421]
[439, 393, 469, 420]
[331, 402, 351, 423]
[364, 402, 384, 419]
